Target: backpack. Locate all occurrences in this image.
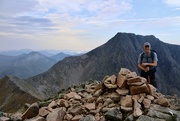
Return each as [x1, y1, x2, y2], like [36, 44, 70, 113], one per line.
[140, 50, 157, 72]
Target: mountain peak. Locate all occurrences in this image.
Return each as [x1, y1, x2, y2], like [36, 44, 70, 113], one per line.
[27, 51, 45, 59]
[116, 32, 155, 38]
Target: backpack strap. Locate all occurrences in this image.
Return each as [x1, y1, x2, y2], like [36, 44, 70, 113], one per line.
[140, 52, 144, 64]
[140, 50, 155, 63]
[150, 50, 155, 61]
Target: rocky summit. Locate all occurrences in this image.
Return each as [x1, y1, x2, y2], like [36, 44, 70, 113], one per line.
[1, 68, 180, 121]
[1, 32, 180, 114]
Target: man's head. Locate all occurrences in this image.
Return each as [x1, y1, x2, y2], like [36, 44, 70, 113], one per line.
[143, 42, 151, 54]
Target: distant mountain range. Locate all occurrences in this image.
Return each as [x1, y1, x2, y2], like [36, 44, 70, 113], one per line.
[50, 52, 71, 61]
[0, 51, 71, 79]
[0, 49, 83, 56]
[1, 32, 180, 113]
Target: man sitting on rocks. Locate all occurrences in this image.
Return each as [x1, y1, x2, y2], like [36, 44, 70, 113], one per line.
[138, 42, 158, 88]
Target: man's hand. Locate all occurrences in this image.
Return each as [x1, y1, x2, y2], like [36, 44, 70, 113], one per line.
[141, 63, 149, 67]
[144, 67, 149, 72]
[141, 63, 150, 72]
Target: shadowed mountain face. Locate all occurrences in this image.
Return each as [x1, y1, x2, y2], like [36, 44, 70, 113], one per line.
[0, 76, 39, 113]
[23, 32, 180, 99]
[1, 32, 180, 113]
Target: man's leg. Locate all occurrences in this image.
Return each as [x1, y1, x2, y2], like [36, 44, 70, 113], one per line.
[141, 71, 148, 81]
[150, 72, 157, 88]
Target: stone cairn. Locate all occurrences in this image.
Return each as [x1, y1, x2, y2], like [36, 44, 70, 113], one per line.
[1, 68, 180, 121]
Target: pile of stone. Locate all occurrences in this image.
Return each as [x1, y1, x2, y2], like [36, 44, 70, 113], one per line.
[1, 68, 180, 121]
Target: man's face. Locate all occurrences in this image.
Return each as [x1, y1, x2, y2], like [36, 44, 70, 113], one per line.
[143, 45, 151, 53]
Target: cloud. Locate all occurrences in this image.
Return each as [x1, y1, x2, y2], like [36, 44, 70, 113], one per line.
[0, 0, 37, 17]
[0, 16, 57, 34]
[0, 0, 56, 34]
[172, 7, 180, 10]
[0, 0, 132, 35]
[95, 15, 180, 29]
[36, 0, 132, 25]
[163, 0, 180, 7]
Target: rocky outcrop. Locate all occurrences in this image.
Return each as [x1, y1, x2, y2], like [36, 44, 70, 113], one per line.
[3, 68, 179, 121]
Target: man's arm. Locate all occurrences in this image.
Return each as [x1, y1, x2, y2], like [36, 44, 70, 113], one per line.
[141, 61, 157, 67]
[138, 63, 150, 72]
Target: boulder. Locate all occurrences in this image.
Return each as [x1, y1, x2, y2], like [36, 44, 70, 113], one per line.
[101, 107, 115, 113]
[129, 83, 150, 95]
[46, 108, 66, 121]
[143, 98, 151, 109]
[116, 88, 129, 95]
[127, 72, 137, 78]
[155, 97, 170, 107]
[84, 103, 96, 110]
[39, 107, 49, 117]
[105, 109, 123, 121]
[119, 68, 131, 75]
[127, 76, 142, 83]
[69, 106, 85, 116]
[104, 98, 113, 106]
[138, 95, 145, 103]
[72, 115, 82, 121]
[80, 115, 96, 121]
[105, 92, 121, 102]
[147, 109, 173, 120]
[116, 72, 127, 88]
[116, 68, 132, 88]
[132, 94, 141, 100]
[65, 113, 73, 120]
[103, 75, 117, 89]
[133, 99, 143, 117]
[93, 89, 103, 97]
[66, 92, 81, 100]
[148, 84, 157, 96]
[0, 117, 10, 121]
[57, 99, 69, 107]
[127, 77, 146, 86]
[124, 114, 134, 121]
[137, 115, 164, 121]
[10, 113, 23, 121]
[120, 95, 133, 107]
[146, 95, 154, 101]
[48, 101, 57, 111]
[22, 102, 39, 120]
[26, 116, 46, 121]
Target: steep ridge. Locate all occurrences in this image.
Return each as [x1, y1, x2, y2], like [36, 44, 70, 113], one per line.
[0, 76, 39, 113]
[25, 32, 180, 100]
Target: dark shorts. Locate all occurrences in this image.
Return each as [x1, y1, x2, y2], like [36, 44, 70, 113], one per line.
[141, 70, 157, 88]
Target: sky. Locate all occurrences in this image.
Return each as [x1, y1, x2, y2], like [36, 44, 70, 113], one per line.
[0, 0, 180, 53]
